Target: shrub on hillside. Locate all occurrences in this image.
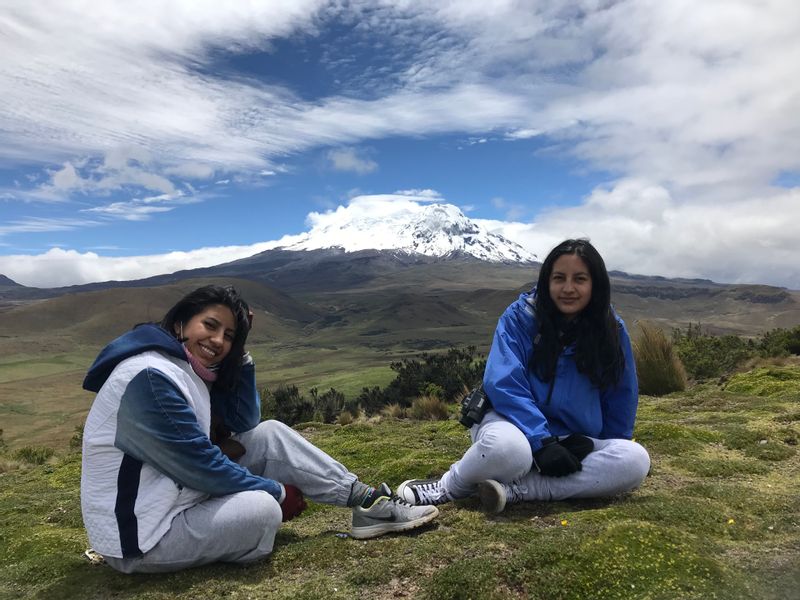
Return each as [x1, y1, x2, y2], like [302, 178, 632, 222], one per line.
[13, 446, 55, 465]
[672, 324, 755, 379]
[758, 326, 800, 358]
[633, 322, 687, 395]
[261, 385, 315, 426]
[382, 346, 485, 407]
[311, 387, 346, 424]
[356, 386, 386, 415]
[408, 395, 451, 421]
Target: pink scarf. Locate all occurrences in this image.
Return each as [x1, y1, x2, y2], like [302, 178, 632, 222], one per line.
[183, 346, 218, 383]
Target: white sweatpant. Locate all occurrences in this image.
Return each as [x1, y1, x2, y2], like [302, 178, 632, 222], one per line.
[440, 410, 650, 501]
[105, 420, 357, 573]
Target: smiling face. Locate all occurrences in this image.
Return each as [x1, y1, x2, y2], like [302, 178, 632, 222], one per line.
[549, 253, 593, 320]
[176, 304, 237, 367]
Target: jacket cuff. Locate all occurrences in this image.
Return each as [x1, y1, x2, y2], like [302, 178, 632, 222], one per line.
[528, 433, 552, 453]
[277, 482, 286, 504]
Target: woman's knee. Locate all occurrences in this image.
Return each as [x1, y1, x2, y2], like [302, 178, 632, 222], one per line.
[612, 440, 650, 490]
[628, 441, 651, 484]
[474, 423, 532, 479]
[232, 490, 283, 534]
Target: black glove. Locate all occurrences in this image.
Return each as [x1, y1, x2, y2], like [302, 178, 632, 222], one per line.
[533, 437, 582, 477]
[558, 434, 594, 461]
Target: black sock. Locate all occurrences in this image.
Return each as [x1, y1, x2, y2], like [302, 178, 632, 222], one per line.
[347, 481, 376, 507]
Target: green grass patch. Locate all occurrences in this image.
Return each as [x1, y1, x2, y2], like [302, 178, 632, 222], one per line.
[506, 522, 745, 600]
[0, 351, 95, 384]
[725, 366, 800, 397]
[632, 420, 721, 455]
[675, 451, 769, 477]
[718, 424, 797, 461]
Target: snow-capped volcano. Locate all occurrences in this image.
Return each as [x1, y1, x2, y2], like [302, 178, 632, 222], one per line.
[277, 197, 536, 263]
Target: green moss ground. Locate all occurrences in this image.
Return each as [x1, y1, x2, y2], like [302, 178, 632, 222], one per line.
[1, 366, 798, 599]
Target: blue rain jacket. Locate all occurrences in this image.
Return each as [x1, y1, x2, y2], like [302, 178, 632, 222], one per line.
[483, 289, 638, 454]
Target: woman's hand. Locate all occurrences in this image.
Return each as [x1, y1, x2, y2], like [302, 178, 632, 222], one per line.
[280, 484, 307, 521]
[532, 438, 582, 476]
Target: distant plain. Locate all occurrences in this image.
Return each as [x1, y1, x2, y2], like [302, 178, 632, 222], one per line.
[1, 253, 799, 450]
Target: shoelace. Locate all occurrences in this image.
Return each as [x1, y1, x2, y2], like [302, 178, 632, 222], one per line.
[389, 493, 413, 506]
[369, 491, 413, 509]
[414, 482, 449, 504]
[506, 481, 525, 504]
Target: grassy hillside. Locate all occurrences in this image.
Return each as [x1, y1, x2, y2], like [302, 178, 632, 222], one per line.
[1, 366, 798, 599]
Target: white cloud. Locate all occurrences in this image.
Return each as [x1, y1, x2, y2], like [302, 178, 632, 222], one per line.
[325, 147, 378, 174]
[394, 189, 442, 199]
[0, 216, 102, 236]
[81, 190, 202, 221]
[304, 193, 432, 230]
[0, 243, 284, 289]
[83, 203, 174, 221]
[478, 179, 800, 290]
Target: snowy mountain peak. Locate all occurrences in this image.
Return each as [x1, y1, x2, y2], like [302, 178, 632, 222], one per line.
[278, 199, 536, 263]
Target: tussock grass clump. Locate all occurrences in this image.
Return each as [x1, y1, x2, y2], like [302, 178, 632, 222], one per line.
[336, 410, 355, 425]
[13, 445, 55, 465]
[633, 322, 687, 395]
[381, 403, 405, 418]
[408, 395, 450, 421]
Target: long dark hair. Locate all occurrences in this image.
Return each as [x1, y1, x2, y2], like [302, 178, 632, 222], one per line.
[161, 284, 251, 391]
[530, 239, 623, 389]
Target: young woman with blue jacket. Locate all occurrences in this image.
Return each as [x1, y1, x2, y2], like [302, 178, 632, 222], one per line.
[398, 239, 650, 512]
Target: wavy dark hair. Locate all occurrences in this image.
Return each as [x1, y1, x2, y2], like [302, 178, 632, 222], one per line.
[160, 285, 251, 391]
[530, 239, 623, 389]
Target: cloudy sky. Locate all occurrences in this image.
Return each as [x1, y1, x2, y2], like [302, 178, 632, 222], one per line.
[2, 1, 799, 289]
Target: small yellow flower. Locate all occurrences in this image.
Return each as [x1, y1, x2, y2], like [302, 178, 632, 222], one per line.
[727, 518, 735, 525]
[561, 519, 569, 526]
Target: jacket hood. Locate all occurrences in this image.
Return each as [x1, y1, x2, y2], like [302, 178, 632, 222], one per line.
[83, 323, 186, 392]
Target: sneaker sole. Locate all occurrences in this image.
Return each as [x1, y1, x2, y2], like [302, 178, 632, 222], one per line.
[477, 480, 506, 514]
[350, 506, 439, 540]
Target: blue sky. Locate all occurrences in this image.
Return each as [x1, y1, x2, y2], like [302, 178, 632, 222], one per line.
[1, 1, 799, 289]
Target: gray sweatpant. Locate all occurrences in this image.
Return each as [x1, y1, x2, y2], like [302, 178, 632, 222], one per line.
[440, 410, 651, 501]
[105, 420, 357, 573]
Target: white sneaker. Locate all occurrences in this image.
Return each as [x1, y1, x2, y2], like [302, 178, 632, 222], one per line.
[396, 478, 453, 506]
